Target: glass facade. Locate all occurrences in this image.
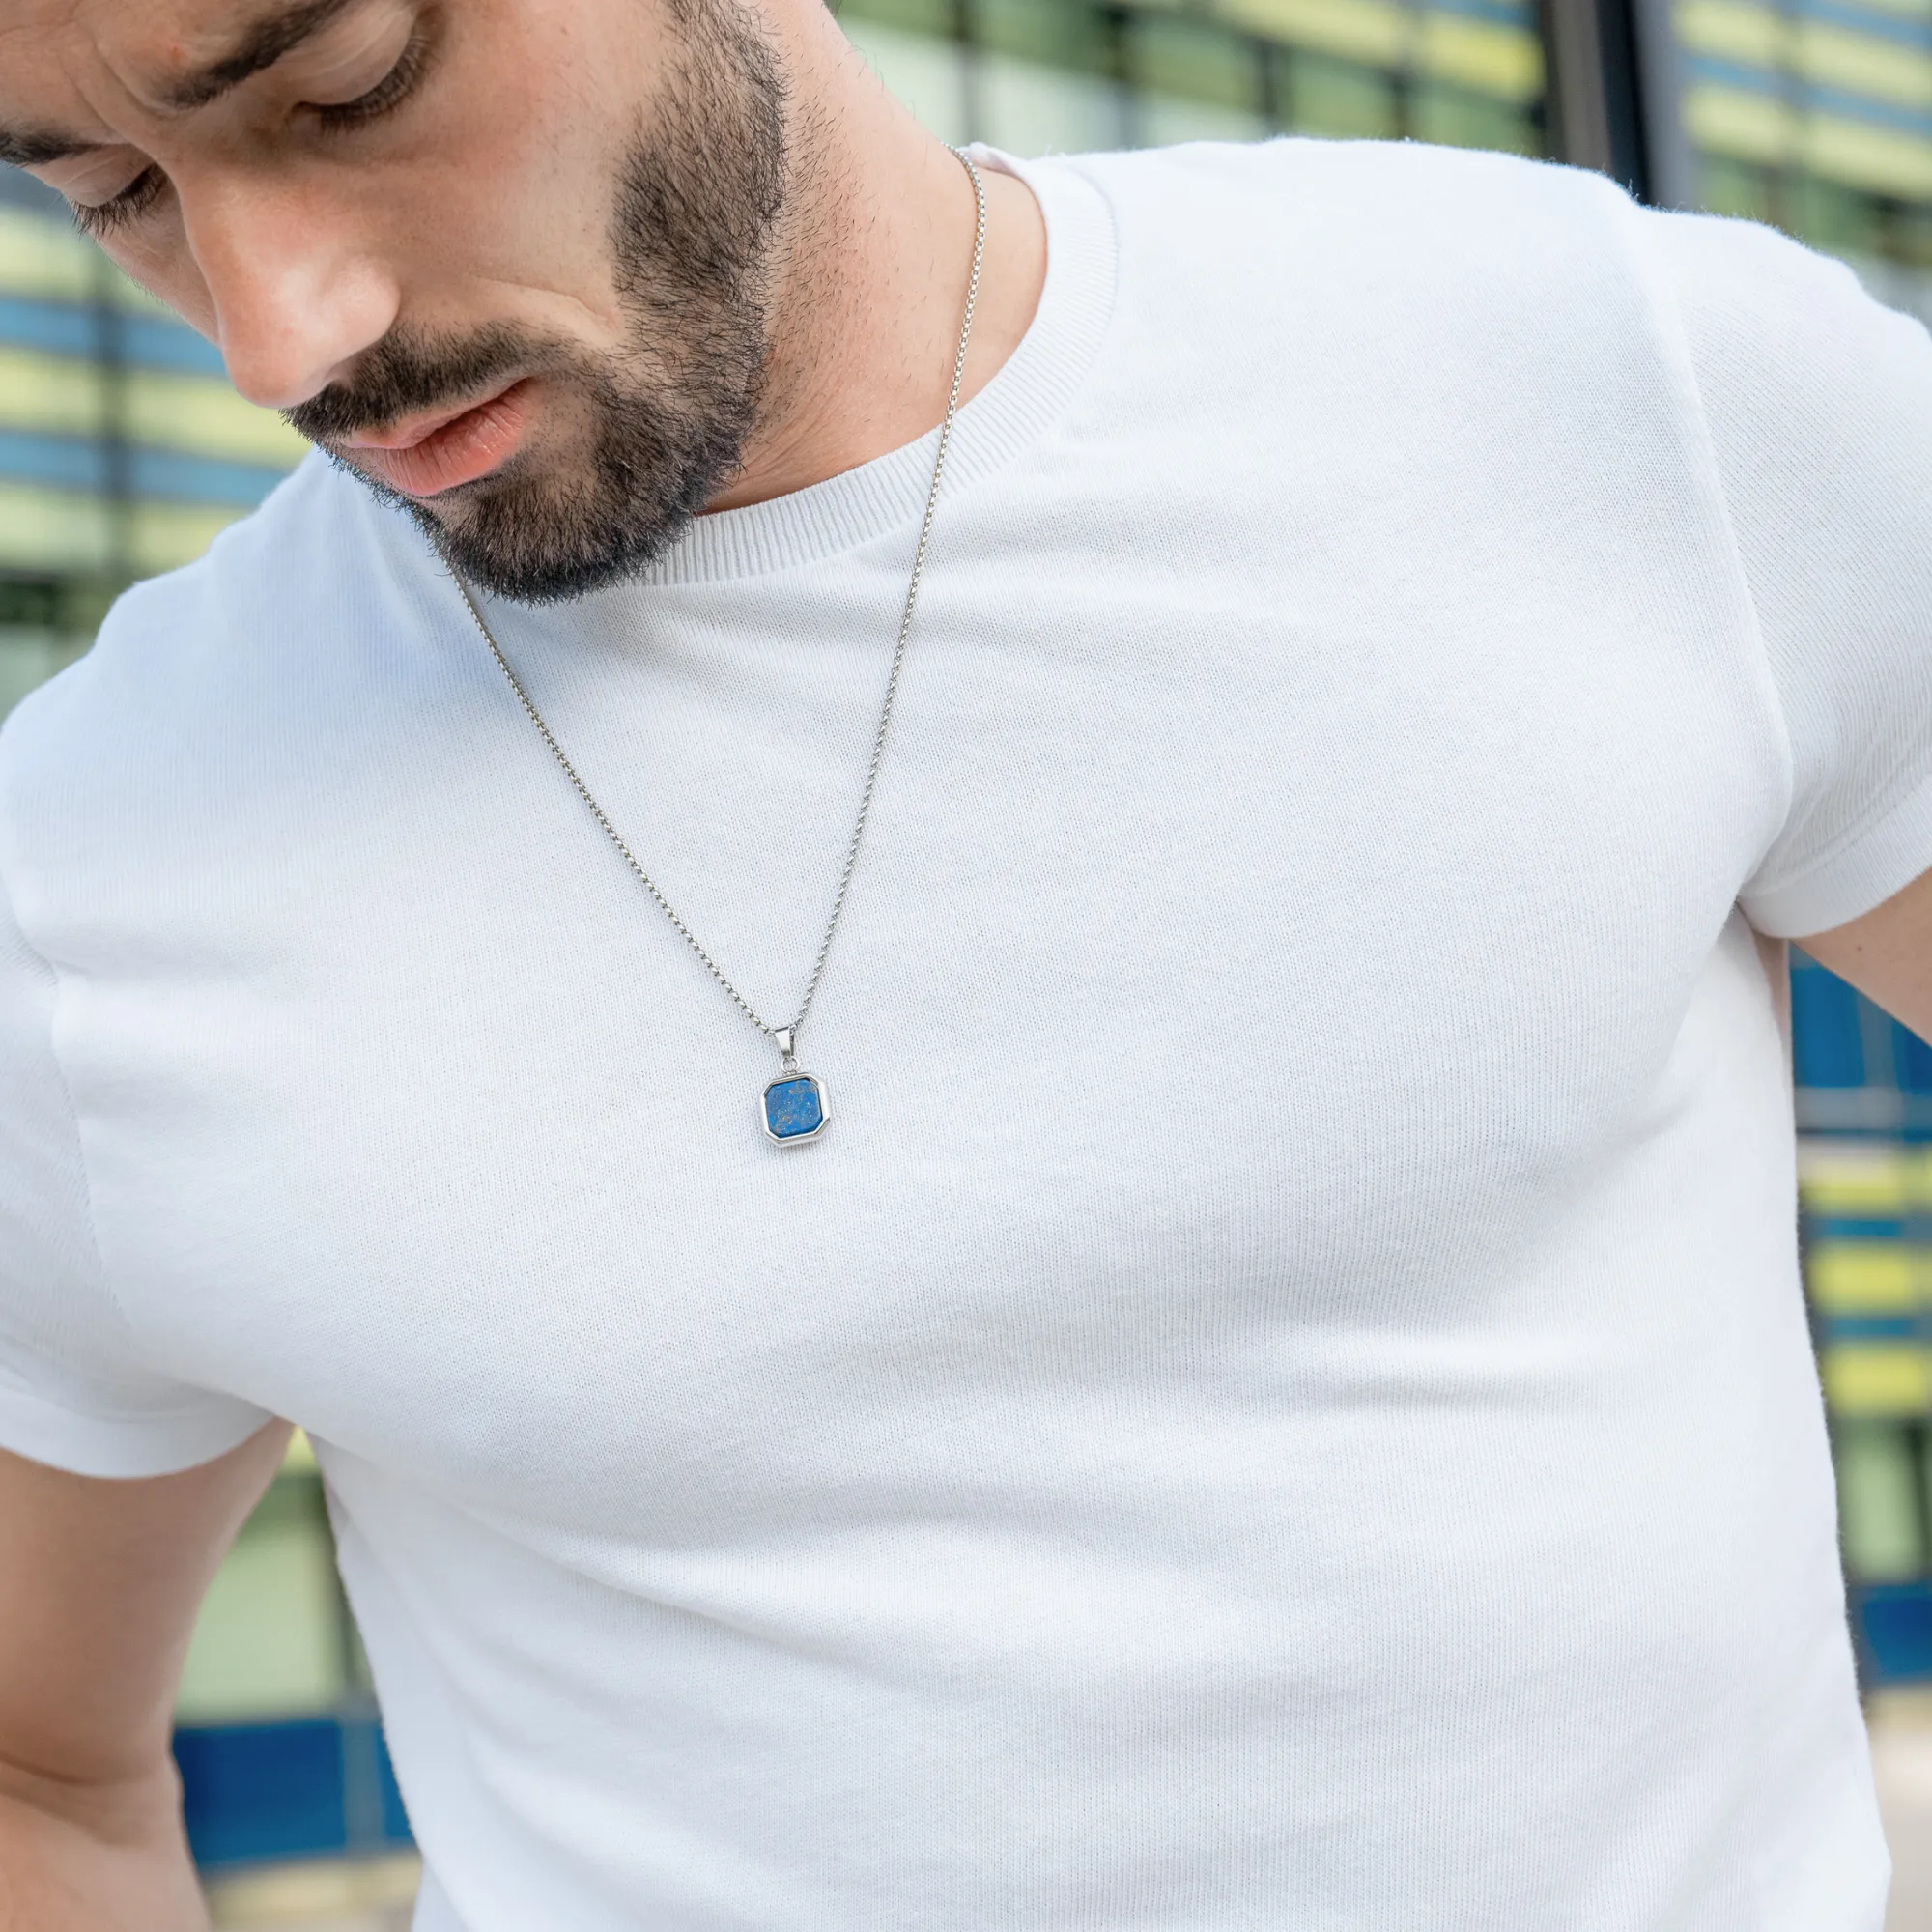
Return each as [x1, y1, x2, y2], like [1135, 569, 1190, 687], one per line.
[0, 0, 1555, 730]
[0, 0, 1925, 1892]
[0, 167, 304, 714]
[8, 0, 1932, 690]
[1794, 960, 1932, 1688]
[1675, 0, 1932, 316]
[832, 0, 1545, 156]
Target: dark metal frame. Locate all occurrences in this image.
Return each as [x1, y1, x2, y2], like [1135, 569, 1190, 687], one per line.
[1537, 0, 1694, 204]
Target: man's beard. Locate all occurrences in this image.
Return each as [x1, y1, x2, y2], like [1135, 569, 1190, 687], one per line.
[285, 0, 789, 603]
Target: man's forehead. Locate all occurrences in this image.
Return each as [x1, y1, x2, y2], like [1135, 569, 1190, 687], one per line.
[0, 0, 363, 156]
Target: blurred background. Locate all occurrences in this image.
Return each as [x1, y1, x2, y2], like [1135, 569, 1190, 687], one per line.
[4, 0, 1931, 1923]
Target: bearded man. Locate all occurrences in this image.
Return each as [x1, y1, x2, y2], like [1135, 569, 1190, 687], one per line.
[0, 0, 1928, 1926]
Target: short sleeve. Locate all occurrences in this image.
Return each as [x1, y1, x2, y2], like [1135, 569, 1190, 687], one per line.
[0, 840, 270, 1478]
[1648, 208, 1932, 939]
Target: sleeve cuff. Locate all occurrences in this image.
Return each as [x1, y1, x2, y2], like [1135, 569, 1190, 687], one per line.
[0, 1360, 274, 1479]
[1742, 765, 1932, 939]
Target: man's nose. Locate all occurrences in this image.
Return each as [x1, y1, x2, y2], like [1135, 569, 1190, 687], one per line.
[181, 177, 402, 412]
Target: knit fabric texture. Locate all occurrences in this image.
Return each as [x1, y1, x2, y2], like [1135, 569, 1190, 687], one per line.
[2, 140, 1928, 1928]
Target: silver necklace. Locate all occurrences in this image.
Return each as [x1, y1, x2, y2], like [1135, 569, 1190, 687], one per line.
[450, 148, 988, 1148]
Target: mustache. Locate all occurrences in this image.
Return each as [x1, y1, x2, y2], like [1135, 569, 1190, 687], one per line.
[283, 324, 554, 442]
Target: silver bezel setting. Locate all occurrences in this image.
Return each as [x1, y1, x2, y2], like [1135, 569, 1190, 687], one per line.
[761, 1070, 831, 1147]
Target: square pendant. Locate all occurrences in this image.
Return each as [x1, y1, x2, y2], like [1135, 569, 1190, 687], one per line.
[762, 1072, 830, 1146]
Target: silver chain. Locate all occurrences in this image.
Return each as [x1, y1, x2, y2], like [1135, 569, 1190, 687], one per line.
[449, 150, 988, 1067]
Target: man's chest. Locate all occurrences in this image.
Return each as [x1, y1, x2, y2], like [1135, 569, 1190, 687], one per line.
[59, 534, 1779, 1523]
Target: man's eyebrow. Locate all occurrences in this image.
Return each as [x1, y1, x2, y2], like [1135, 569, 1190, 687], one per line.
[0, 0, 365, 162]
[157, 0, 362, 112]
[0, 130, 99, 168]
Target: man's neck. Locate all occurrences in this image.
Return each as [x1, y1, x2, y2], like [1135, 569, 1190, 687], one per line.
[703, 10, 1047, 515]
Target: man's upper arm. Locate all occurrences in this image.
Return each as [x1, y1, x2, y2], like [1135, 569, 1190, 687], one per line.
[0, 629, 291, 1924]
[0, 1425, 290, 1796]
[1643, 210, 1932, 948]
[0, 720, 271, 1478]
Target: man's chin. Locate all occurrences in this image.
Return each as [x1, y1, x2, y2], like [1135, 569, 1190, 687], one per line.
[325, 455, 685, 605]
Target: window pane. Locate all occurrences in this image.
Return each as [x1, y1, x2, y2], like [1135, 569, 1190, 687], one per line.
[834, 0, 1548, 155]
[1674, 0, 1932, 309]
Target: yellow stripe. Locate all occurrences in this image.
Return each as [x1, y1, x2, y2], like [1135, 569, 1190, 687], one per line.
[0, 206, 180, 319]
[1218, 0, 1410, 71]
[1676, 0, 1932, 110]
[204, 1854, 421, 1925]
[1418, 13, 1545, 101]
[0, 481, 242, 575]
[1684, 81, 1791, 162]
[1808, 1243, 1919, 1313]
[1676, 0, 1787, 66]
[1798, 1142, 1912, 1215]
[130, 499, 245, 575]
[0, 481, 115, 573]
[1214, 0, 1543, 99]
[1799, 17, 1932, 110]
[1823, 1344, 1932, 1416]
[1804, 109, 1932, 196]
[0, 347, 305, 467]
[0, 347, 105, 439]
[125, 370, 308, 468]
[0, 209, 97, 305]
[1685, 82, 1932, 196]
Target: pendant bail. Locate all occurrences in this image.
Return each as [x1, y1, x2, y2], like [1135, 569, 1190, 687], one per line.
[775, 1027, 797, 1069]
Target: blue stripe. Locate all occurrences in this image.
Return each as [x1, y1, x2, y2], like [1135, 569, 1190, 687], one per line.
[1687, 52, 1932, 138]
[1420, 0, 1537, 28]
[0, 428, 289, 507]
[175, 1716, 413, 1870]
[123, 312, 228, 377]
[0, 164, 65, 218]
[0, 293, 228, 377]
[1855, 1580, 1932, 1686]
[1807, 4, 1932, 49]
[131, 443, 289, 505]
[1804, 1215, 1911, 1240]
[0, 293, 96, 359]
[1798, 0, 1932, 51]
[0, 428, 102, 494]
[1797, 76, 1932, 136]
[1818, 1314, 1925, 1341]
[1792, 958, 1868, 1089]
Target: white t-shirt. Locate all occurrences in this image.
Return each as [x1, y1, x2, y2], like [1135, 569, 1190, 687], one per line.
[3, 138, 1929, 1929]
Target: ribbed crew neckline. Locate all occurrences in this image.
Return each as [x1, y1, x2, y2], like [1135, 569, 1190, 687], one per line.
[610, 151, 1117, 589]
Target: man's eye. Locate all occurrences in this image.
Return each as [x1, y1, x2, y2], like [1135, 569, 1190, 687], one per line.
[311, 17, 440, 132]
[72, 166, 167, 239]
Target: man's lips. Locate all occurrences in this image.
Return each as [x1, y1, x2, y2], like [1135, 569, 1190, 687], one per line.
[339, 381, 532, 497]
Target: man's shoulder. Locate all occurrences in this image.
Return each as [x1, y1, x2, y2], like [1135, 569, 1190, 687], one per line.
[1074, 129, 1577, 192]
[1056, 135, 1657, 364]
[1046, 136, 1703, 431]
[1067, 133, 1632, 257]
[0, 452, 439, 857]
[5, 456, 425, 753]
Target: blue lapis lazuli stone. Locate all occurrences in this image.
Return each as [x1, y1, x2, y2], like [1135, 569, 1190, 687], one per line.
[763, 1075, 826, 1142]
